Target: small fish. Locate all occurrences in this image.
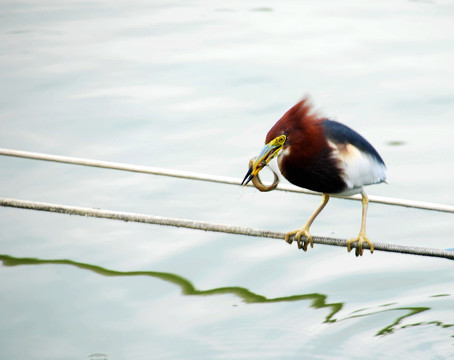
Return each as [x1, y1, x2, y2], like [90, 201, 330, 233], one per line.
[248, 158, 279, 192]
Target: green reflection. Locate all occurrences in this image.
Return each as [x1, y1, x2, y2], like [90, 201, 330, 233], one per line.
[347, 306, 453, 336]
[1, 254, 452, 338]
[0, 254, 341, 323]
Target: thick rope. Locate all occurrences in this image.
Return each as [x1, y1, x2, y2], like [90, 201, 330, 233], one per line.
[1, 148, 453, 214]
[1, 198, 453, 260]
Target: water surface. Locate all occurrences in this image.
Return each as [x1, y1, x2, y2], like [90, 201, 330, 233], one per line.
[1, 0, 453, 359]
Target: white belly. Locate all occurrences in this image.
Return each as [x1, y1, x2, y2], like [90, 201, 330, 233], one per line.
[329, 141, 387, 195]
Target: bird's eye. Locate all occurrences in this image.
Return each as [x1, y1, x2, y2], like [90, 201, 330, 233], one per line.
[278, 135, 286, 144]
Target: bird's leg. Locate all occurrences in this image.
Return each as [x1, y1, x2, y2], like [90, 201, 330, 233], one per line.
[346, 191, 374, 256]
[285, 193, 330, 251]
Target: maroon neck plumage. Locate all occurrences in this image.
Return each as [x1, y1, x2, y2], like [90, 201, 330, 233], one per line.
[266, 98, 347, 193]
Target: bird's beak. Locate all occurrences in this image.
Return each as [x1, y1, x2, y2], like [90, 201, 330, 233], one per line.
[241, 137, 284, 186]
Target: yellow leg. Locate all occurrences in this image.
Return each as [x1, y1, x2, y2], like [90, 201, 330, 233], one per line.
[346, 191, 375, 256]
[285, 193, 330, 251]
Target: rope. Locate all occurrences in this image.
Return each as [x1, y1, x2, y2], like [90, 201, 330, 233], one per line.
[1, 148, 454, 214]
[1, 197, 453, 260]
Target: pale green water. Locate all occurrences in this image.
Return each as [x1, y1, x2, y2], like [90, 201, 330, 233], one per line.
[1, 0, 453, 359]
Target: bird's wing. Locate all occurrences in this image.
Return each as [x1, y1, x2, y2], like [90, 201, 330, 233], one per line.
[322, 119, 387, 192]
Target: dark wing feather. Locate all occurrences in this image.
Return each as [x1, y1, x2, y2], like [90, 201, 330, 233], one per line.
[322, 119, 386, 167]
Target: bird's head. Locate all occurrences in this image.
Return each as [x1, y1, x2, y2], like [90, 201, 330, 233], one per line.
[241, 134, 286, 186]
[242, 97, 323, 187]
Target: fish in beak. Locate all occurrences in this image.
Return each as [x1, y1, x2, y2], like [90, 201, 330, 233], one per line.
[241, 135, 286, 186]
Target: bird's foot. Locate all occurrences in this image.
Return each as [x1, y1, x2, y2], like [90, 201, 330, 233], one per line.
[346, 233, 374, 256]
[285, 226, 313, 251]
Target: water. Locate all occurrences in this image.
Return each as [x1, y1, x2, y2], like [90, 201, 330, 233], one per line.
[1, 0, 453, 359]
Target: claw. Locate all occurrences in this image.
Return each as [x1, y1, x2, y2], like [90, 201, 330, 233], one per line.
[346, 233, 374, 256]
[283, 194, 329, 253]
[285, 227, 313, 251]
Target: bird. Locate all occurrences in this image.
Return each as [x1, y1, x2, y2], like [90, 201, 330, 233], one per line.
[241, 97, 387, 256]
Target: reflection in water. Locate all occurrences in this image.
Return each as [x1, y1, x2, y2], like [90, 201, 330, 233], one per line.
[88, 354, 109, 360]
[1, 254, 452, 338]
[347, 306, 431, 336]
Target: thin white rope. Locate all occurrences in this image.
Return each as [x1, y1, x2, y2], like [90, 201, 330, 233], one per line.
[1, 197, 453, 260]
[1, 148, 454, 214]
